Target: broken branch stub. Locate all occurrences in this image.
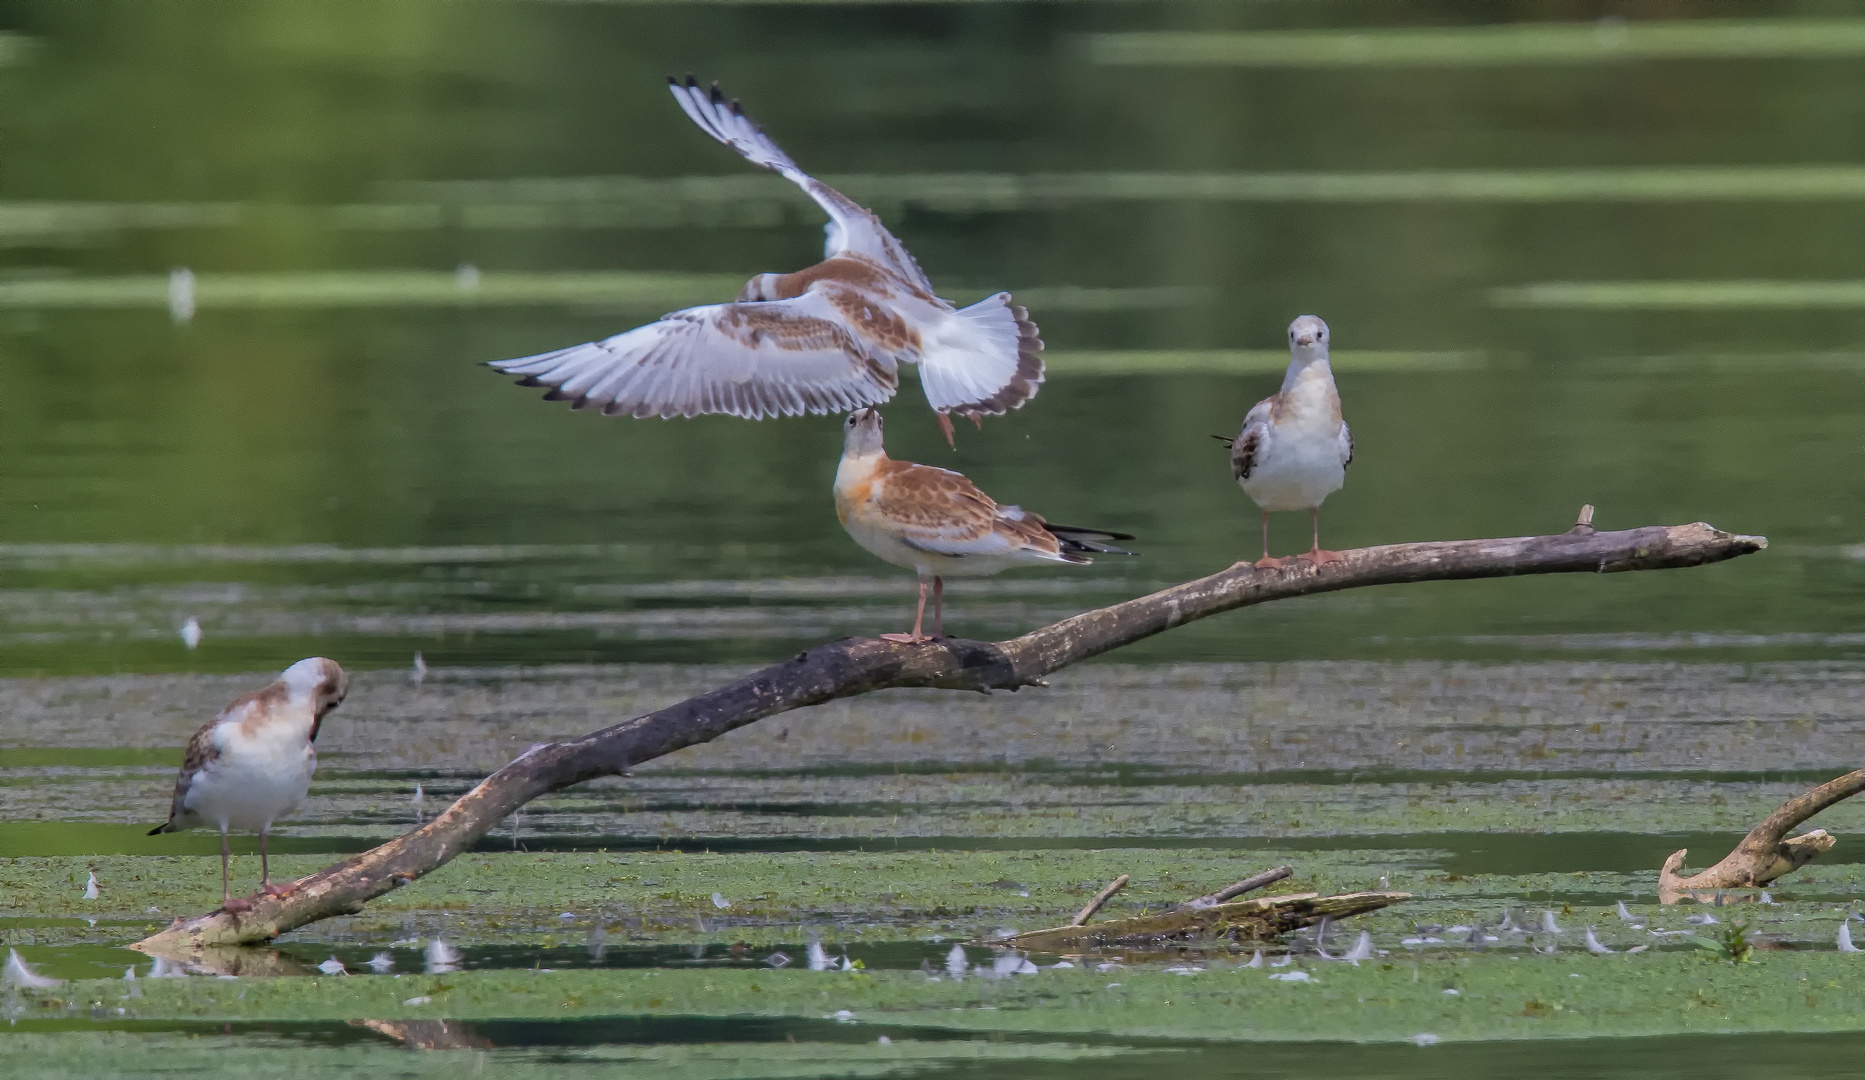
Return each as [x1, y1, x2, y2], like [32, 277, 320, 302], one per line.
[134, 516, 1765, 953]
[1182, 865, 1293, 910]
[1660, 768, 1865, 901]
[1071, 875, 1130, 926]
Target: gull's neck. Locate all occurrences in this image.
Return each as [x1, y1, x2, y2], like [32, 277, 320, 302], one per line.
[835, 444, 888, 494]
[1279, 344, 1333, 395]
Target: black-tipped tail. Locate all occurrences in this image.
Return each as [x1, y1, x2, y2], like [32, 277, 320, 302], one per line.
[1045, 524, 1136, 557]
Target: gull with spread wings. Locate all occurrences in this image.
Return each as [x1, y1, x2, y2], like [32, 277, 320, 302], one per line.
[835, 408, 1132, 643]
[490, 78, 1045, 445]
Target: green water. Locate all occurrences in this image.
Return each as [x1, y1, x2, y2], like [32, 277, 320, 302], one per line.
[4, 1, 1865, 1075]
[2, 0, 1862, 675]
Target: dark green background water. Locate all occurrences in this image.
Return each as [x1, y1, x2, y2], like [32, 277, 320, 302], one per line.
[3, 0, 1861, 676]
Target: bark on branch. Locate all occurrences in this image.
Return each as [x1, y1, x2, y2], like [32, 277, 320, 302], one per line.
[1659, 768, 1865, 901]
[134, 516, 1764, 953]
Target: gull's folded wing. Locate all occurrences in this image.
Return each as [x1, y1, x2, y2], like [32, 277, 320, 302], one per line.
[1231, 398, 1272, 481]
[871, 463, 1062, 559]
[490, 293, 901, 420]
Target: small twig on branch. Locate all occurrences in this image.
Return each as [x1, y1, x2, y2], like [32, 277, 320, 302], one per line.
[1070, 875, 1130, 926]
[1660, 768, 1865, 901]
[134, 515, 1765, 953]
[1182, 866, 1294, 910]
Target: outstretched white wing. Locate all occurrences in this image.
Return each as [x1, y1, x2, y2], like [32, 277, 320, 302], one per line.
[491, 292, 901, 420]
[669, 77, 934, 293]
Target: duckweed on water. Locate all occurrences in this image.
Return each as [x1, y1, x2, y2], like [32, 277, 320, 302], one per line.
[12, 954, 1865, 1043]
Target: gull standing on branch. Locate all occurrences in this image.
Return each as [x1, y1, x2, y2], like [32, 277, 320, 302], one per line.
[1221, 315, 1353, 568]
[147, 658, 348, 911]
[489, 77, 1045, 447]
[834, 408, 1132, 643]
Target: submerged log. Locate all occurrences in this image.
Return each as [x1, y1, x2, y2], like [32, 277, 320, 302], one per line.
[1660, 768, 1865, 902]
[996, 891, 1411, 951]
[135, 514, 1764, 953]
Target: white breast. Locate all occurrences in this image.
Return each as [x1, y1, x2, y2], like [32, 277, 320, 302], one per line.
[1239, 373, 1347, 513]
[182, 720, 316, 833]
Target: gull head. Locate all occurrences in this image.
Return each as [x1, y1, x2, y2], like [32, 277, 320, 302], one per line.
[843, 407, 886, 457]
[1288, 314, 1329, 353]
[283, 657, 350, 721]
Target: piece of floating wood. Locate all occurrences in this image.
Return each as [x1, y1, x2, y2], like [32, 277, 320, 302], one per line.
[1659, 767, 1864, 902]
[134, 515, 1762, 952]
[993, 891, 1410, 952]
[1071, 875, 1130, 926]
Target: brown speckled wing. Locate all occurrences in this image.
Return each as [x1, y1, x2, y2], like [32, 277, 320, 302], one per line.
[151, 719, 219, 833]
[490, 290, 903, 420]
[1231, 398, 1273, 482]
[871, 461, 1059, 558]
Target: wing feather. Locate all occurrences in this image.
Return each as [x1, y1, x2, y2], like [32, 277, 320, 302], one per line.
[491, 292, 901, 420]
[1231, 398, 1273, 481]
[668, 77, 933, 293]
[1340, 420, 1354, 468]
[871, 463, 1062, 559]
[149, 719, 220, 833]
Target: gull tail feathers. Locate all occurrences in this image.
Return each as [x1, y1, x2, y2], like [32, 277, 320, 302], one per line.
[1043, 523, 1137, 559]
[920, 293, 1044, 421]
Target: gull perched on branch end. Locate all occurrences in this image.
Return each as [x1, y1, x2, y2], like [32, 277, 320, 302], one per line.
[147, 658, 348, 910]
[1218, 315, 1353, 568]
[490, 77, 1045, 447]
[834, 408, 1133, 643]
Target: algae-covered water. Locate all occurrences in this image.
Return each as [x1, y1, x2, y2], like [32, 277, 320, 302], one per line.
[5, 0, 1865, 1076]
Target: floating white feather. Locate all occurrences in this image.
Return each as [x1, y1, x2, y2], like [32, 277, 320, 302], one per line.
[3, 950, 60, 989]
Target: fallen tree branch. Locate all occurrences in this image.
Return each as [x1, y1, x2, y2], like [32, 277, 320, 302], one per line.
[134, 514, 1764, 953]
[1659, 768, 1864, 901]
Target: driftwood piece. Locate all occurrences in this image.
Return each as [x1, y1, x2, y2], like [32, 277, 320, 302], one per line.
[133, 516, 1763, 953]
[1660, 768, 1865, 902]
[996, 891, 1411, 951]
[1071, 875, 1130, 926]
[1182, 865, 1293, 909]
